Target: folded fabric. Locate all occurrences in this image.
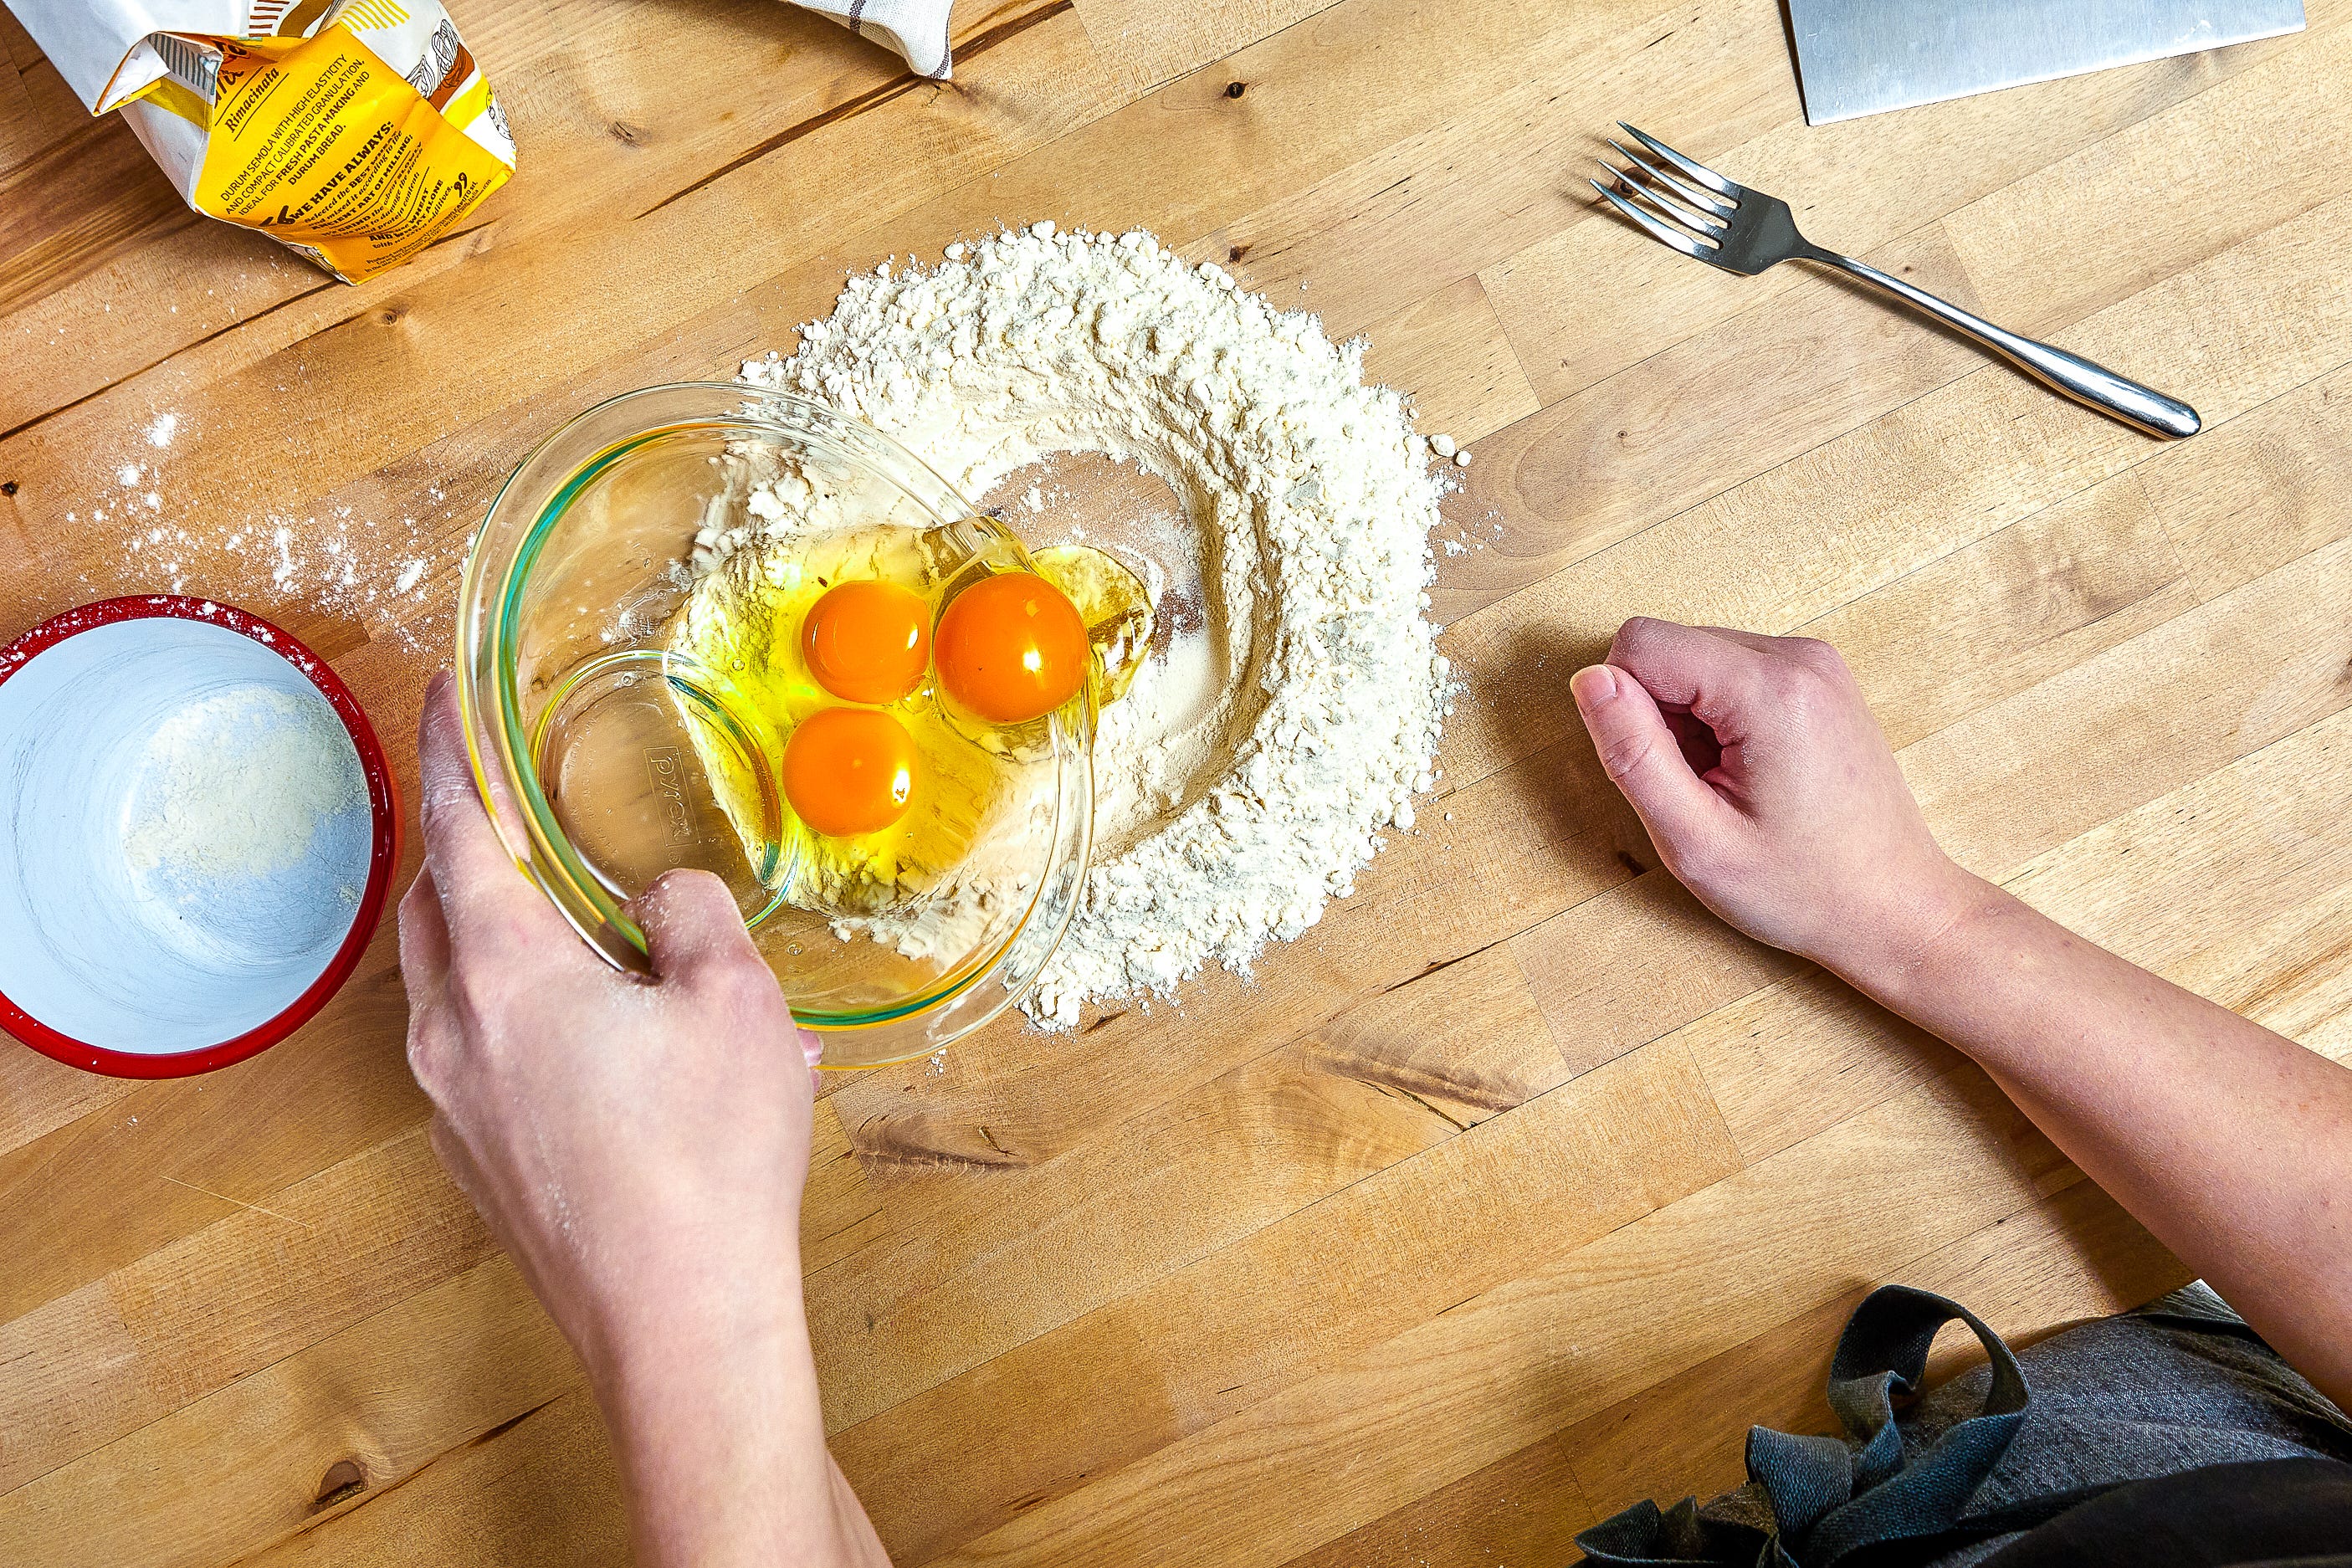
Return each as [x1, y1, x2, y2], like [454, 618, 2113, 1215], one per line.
[798, 0, 956, 78]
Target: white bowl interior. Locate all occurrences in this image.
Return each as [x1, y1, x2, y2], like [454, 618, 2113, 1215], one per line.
[0, 617, 374, 1056]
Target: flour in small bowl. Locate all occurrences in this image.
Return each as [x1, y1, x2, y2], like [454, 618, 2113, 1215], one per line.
[725, 226, 1449, 1027]
[121, 683, 371, 961]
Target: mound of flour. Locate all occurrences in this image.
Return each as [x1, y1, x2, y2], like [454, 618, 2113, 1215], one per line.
[734, 225, 1448, 1027]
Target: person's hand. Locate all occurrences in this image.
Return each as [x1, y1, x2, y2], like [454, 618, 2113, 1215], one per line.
[400, 669, 818, 1377]
[400, 672, 884, 1567]
[1576, 622, 2352, 1412]
[1570, 617, 1988, 983]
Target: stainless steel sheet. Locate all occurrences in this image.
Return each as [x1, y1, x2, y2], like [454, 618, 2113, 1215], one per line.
[1786, 0, 2306, 125]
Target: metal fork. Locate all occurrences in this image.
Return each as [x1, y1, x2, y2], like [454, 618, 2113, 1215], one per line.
[1591, 124, 2200, 439]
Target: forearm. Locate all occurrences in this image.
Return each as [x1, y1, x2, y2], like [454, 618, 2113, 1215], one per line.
[594, 1288, 890, 1568]
[1845, 874, 2352, 1408]
[1569, 623, 2352, 1404]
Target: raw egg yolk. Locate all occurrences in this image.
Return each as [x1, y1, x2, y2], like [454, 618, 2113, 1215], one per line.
[781, 708, 918, 838]
[801, 580, 930, 705]
[935, 571, 1090, 724]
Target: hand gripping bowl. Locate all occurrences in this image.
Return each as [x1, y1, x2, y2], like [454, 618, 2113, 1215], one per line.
[458, 384, 1094, 1068]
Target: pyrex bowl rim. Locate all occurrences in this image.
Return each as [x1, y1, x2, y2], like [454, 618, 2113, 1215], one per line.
[456, 380, 1093, 1043]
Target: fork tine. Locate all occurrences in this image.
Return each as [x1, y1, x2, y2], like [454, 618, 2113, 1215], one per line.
[1596, 158, 1727, 235]
[1589, 179, 1714, 261]
[1606, 137, 1735, 217]
[1617, 122, 1739, 197]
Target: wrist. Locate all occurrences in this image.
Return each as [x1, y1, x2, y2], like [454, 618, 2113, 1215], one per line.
[593, 1293, 848, 1568]
[592, 1288, 819, 1487]
[1819, 858, 2009, 1006]
[591, 1269, 808, 1406]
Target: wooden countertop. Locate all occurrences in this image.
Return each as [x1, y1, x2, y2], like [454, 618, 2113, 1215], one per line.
[4, 0, 2349, 1560]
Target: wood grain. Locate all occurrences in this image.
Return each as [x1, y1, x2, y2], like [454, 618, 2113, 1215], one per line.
[5, 0, 2349, 1561]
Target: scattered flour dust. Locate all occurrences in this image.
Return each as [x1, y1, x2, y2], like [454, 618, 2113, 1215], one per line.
[67, 407, 454, 651]
[726, 224, 1453, 1027]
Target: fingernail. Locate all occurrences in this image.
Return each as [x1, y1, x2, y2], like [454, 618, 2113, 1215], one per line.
[426, 669, 453, 700]
[1570, 665, 1618, 708]
[800, 1029, 824, 1067]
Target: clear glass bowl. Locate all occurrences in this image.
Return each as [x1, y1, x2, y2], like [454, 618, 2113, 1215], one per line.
[457, 383, 1094, 1067]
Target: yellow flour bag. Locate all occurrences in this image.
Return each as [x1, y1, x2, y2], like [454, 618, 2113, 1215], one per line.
[9, 0, 515, 283]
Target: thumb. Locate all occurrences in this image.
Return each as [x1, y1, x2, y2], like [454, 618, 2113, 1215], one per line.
[631, 869, 761, 983]
[1572, 664, 1732, 860]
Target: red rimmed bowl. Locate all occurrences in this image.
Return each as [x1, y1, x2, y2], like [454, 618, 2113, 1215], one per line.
[0, 597, 399, 1078]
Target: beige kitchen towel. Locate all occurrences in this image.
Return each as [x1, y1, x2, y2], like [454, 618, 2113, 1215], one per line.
[804, 0, 955, 78]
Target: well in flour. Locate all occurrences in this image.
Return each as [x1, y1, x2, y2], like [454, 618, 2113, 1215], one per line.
[720, 226, 1450, 1027]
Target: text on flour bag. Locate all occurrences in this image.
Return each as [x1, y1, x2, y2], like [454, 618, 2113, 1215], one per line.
[6, 0, 515, 283]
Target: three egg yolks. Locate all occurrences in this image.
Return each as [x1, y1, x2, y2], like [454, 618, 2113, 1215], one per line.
[781, 707, 918, 838]
[935, 571, 1091, 725]
[781, 571, 1091, 838]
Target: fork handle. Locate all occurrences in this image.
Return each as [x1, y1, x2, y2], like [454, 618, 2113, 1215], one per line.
[1809, 250, 2201, 439]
